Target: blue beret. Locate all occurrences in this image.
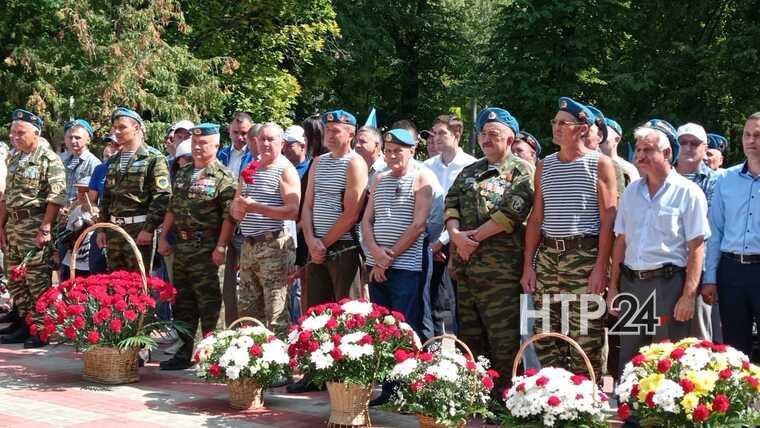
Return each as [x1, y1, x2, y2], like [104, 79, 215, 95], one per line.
[517, 131, 541, 158]
[643, 118, 680, 165]
[558, 97, 593, 126]
[191, 123, 220, 136]
[111, 107, 144, 126]
[64, 119, 93, 137]
[321, 109, 356, 126]
[586, 105, 608, 143]
[476, 107, 519, 134]
[707, 133, 729, 152]
[12, 109, 43, 130]
[605, 118, 623, 137]
[384, 129, 416, 147]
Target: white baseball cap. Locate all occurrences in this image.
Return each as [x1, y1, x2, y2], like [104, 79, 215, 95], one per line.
[171, 120, 195, 132]
[284, 125, 306, 144]
[677, 123, 707, 144]
[175, 139, 192, 158]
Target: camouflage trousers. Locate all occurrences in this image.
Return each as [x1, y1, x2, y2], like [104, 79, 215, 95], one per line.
[238, 234, 295, 340]
[4, 216, 54, 318]
[453, 234, 523, 393]
[533, 245, 607, 378]
[172, 238, 222, 361]
[105, 223, 154, 273]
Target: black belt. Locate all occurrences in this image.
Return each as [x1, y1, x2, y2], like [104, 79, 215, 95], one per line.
[723, 252, 760, 265]
[541, 234, 598, 252]
[177, 229, 216, 241]
[621, 264, 685, 281]
[244, 229, 284, 244]
[7, 207, 45, 221]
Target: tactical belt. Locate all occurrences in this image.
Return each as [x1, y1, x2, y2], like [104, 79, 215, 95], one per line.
[723, 252, 760, 265]
[110, 215, 147, 226]
[177, 229, 216, 241]
[621, 264, 684, 281]
[541, 234, 598, 252]
[7, 207, 45, 221]
[244, 229, 284, 244]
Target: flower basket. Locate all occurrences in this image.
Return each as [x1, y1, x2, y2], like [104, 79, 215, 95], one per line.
[615, 338, 760, 427]
[389, 334, 496, 428]
[32, 222, 178, 385]
[287, 299, 421, 427]
[501, 332, 610, 427]
[195, 316, 290, 410]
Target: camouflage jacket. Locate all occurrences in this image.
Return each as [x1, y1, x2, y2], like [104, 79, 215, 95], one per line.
[4, 142, 66, 209]
[444, 155, 535, 234]
[169, 159, 237, 233]
[102, 144, 171, 233]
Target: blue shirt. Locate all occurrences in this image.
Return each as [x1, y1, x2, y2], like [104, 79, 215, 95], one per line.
[681, 161, 719, 209]
[704, 161, 760, 284]
[294, 158, 311, 179]
[88, 162, 109, 201]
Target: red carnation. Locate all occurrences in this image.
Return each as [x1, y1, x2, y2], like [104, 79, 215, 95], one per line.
[516, 383, 526, 392]
[9, 263, 28, 282]
[423, 373, 437, 384]
[670, 348, 685, 360]
[618, 403, 631, 419]
[209, 363, 222, 377]
[109, 318, 123, 333]
[536, 376, 550, 387]
[299, 330, 312, 343]
[326, 318, 338, 330]
[249, 345, 263, 357]
[240, 160, 260, 185]
[73, 316, 85, 329]
[657, 358, 672, 373]
[679, 378, 695, 393]
[330, 348, 343, 361]
[743, 360, 751, 370]
[745, 375, 758, 389]
[631, 354, 646, 367]
[331, 333, 342, 344]
[711, 343, 727, 353]
[307, 341, 320, 352]
[571, 374, 588, 385]
[359, 334, 373, 346]
[124, 310, 138, 322]
[466, 361, 477, 371]
[87, 330, 100, 344]
[410, 381, 423, 392]
[719, 368, 732, 380]
[693, 403, 711, 422]
[63, 326, 77, 340]
[394, 349, 411, 363]
[193, 351, 201, 362]
[547, 396, 561, 407]
[630, 384, 639, 399]
[524, 368, 538, 377]
[645, 391, 656, 408]
[418, 352, 433, 362]
[712, 394, 730, 413]
[391, 311, 405, 322]
[482, 376, 494, 389]
[486, 369, 500, 379]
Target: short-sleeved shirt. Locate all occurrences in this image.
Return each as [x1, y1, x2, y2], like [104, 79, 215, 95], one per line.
[88, 162, 108, 201]
[614, 170, 710, 270]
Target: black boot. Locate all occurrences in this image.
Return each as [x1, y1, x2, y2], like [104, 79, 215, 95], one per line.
[369, 381, 397, 407]
[0, 322, 29, 344]
[0, 305, 18, 324]
[286, 374, 323, 393]
[23, 335, 47, 349]
[0, 318, 22, 336]
[159, 356, 194, 370]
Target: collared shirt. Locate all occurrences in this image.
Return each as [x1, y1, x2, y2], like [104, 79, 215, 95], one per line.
[228, 147, 246, 180]
[64, 150, 101, 204]
[679, 161, 719, 208]
[424, 149, 478, 193]
[704, 161, 760, 283]
[615, 170, 710, 270]
[294, 158, 311, 179]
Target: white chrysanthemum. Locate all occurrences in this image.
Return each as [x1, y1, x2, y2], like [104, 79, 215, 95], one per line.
[426, 359, 460, 382]
[382, 315, 396, 325]
[681, 346, 711, 371]
[197, 335, 217, 349]
[340, 343, 374, 360]
[231, 335, 254, 349]
[390, 358, 419, 378]
[217, 330, 236, 339]
[319, 341, 335, 353]
[341, 300, 373, 316]
[262, 341, 289, 365]
[220, 346, 250, 368]
[340, 332, 367, 345]
[226, 365, 241, 380]
[310, 351, 334, 369]
[651, 379, 684, 413]
[237, 326, 271, 337]
[302, 314, 331, 331]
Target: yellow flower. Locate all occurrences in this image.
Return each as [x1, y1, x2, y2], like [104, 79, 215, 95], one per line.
[677, 337, 699, 347]
[638, 373, 664, 401]
[641, 342, 675, 360]
[681, 392, 699, 413]
[685, 370, 718, 396]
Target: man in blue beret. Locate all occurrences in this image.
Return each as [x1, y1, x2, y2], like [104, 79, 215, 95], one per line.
[521, 97, 618, 378]
[0, 109, 66, 347]
[643, 118, 681, 165]
[96, 107, 172, 272]
[446, 107, 535, 394]
[512, 131, 541, 164]
[600, 117, 639, 188]
[705, 133, 729, 173]
[62, 119, 101, 206]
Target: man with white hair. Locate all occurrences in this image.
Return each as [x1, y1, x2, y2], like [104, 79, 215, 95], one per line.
[607, 126, 709, 370]
[229, 123, 300, 340]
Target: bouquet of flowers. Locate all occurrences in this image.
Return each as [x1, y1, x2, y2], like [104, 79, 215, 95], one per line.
[9, 249, 35, 282]
[31, 270, 179, 349]
[615, 338, 760, 427]
[501, 367, 610, 427]
[287, 298, 421, 386]
[389, 341, 497, 427]
[194, 324, 290, 386]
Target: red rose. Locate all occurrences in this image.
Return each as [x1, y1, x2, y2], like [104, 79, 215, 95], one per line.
[524, 368, 538, 377]
[670, 348, 685, 360]
[486, 369, 500, 379]
[618, 403, 631, 419]
[645, 391, 656, 408]
[87, 330, 100, 344]
[209, 363, 222, 377]
[657, 358, 672, 373]
[536, 376, 549, 387]
[719, 368, 732, 380]
[712, 394, 730, 413]
[482, 376, 494, 389]
[109, 318, 123, 333]
[423, 373, 437, 384]
[418, 352, 433, 362]
[571, 374, 588, 385]
[547, 396, 561, 407]
[250, 345, 263, 357]
[679, 378, 695, 393]
[631, 354, 646, 367]
[693, 403, 711, 422]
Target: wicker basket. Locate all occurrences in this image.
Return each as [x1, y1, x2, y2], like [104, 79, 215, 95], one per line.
[228, 378, 264, 410]
[416, 413, 464, 428]
[326, 381, 373, 427]
[73, 223, 148, 385]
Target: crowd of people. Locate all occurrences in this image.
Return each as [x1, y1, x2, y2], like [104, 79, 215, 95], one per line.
[0, 99, 758, 406]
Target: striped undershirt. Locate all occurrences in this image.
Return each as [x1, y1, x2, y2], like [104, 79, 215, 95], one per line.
[119, 151, 135, 173]
[312, 150, 360, 241]
[540, 151, 601, 238]
[240, 155, 289, 237]
[365, 171, 423, 272]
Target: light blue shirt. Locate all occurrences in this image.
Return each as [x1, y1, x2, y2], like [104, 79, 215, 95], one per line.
[615, 169, 710, 270]
[704, 161, 760, 284]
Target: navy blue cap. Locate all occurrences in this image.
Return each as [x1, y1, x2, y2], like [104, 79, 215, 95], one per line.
[12, 109, 43, 130]
[517, 131, 541, 158]
[384, 129, 416, 147]
[707, 133, 729, 152]
[475, 107, 519, 134]
[321, 109, 357, 126]
[558, 97, 594, 126]
[191, 123, 220, 136]
[643, 118, 680, 165]
[586, 105, 608, 143]
[111, 107, 144, 126]
[605, 118, 623, 137]
[64, 119, 93, 137]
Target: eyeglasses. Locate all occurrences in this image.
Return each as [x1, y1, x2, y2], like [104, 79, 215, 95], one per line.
[550, 119, 585, 128]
